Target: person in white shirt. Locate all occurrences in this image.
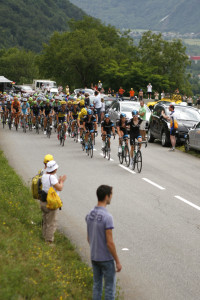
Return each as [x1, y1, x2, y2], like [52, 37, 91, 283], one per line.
[93, 91, 102, 124]
[147, 83, 152, 99]
[100, 98, 105, 121]
[41, 160, 66, 243]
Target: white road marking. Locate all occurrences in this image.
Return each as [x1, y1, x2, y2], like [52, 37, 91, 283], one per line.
[122, 248, 129, 251]
[93, 148, 97, 151]
[142, 178, 165, 190]
[175, 195, 200, 211]
[119, 164, 136, 174]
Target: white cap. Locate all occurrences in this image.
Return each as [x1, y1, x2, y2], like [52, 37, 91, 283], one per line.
[46, 160, 59, 173]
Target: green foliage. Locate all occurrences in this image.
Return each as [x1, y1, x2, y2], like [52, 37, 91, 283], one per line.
[70, 0, 200, 34]
[38, 22, 191, 94]
[0, 0, 86, 52]
[0, 48, 39, 84]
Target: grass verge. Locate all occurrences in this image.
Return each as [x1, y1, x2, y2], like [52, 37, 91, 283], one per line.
[0, 150, 94, 299]
[176, 145, 200, 158]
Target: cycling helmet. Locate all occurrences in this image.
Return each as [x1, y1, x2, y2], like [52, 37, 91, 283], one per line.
[29, 97, 33, 101]
[73, 101, 78, 105]
[132, 110, 138, 116]
[46, 99, 50, 103]
[81, 108, 87, 115]
[90, 104, 94, 108]
[120, 113, 126, 118]
[80, 100, 85, 107]
[60, 101, 66, 105]
[105, 114, 110, 118]
[68, 101, 72, 105]
[88, 109, 92, 115]
[44, 154, 54, 164]
[33, 101, 37, 105]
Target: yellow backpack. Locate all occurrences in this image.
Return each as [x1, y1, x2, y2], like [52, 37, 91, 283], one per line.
[31, 169, 43, 200]
[46, 187, 62, 210]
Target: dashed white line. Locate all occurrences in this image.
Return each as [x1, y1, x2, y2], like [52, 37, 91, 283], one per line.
[122, 248, 129, 251]
[174, 195, 200, 211]
[119, 164, 136, 174]
[142, 178, 165, 190]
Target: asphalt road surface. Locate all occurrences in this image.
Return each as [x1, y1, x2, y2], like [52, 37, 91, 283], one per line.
[0, 124, 200, 300]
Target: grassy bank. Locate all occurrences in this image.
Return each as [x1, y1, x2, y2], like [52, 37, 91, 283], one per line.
[0, 150, 94, 299]
[176, 145, 200, 158]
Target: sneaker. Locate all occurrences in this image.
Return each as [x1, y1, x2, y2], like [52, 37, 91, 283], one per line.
[44, 131, 46, 135]
[57, 134, 59, 140]
[168, 148, 175, 151]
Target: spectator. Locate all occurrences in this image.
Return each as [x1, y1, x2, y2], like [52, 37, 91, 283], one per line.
[118, 87, 125, 100]
[107, 87, 112, 95]
[84, 93, 90, 108]
[162, 104, 178, 151]
[41, 160, 66, 244]
[94, 91, 101, 124]
[138, 89, 143, 101]
[187, 96, 193, 106]
[161, 90, 165, 99]
[111, 90, 115, 97]
[154, 91, 159, 100]
[139, 100, 146, 141]
[147, 83, 152, 99]
[129, 88, 135, 100]
[65, 85, 69, 94]
[86, 185, 122, 300]
[197, 97, 200, 109]
[100, 98, 105, 121]
[98, 81, 103, 92]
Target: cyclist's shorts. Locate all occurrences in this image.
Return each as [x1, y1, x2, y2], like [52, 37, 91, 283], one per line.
[79, 120, 83, 125]
[14, 108, 19, 113]
[120, 128, 128, 136]
[58, 117, 67, 124]
[33, 112, 40, 117]
[85, 124, 94, 132]
[130, 134, 142, 145]
[21, 110, 28, 115]
[102, 128, 112, 136]
[72, 115, 78, 120]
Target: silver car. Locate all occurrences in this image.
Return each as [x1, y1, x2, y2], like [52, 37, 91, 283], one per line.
[185, 122, 200, 151]
[108, 100, 151, 129]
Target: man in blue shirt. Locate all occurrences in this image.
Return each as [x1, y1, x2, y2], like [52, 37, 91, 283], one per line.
[86, 185, 122, 300]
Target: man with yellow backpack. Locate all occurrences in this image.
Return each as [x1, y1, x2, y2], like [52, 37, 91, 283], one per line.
[162, 105, 178, 151]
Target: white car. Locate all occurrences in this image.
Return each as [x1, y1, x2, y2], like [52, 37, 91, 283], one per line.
[74, 88, 94, 96]
[108, 100, 151, 130]
[185, 121, 200, 151]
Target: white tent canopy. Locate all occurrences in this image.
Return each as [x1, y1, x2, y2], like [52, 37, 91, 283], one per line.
[0, 76, 12, 83]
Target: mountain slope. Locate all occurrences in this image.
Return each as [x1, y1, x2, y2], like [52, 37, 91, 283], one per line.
[0, 0, 86, 52]
[69, 0, 200, 33]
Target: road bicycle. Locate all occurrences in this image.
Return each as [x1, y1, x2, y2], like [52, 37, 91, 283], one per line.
[94, 130, 98, 145]
[35, 116, 40, 134]
[59, 120, 66, 147]
[102, 133, 115, 160]
[73, 120, 79, 143]
[86, 131, 94, 158]
[46, 115, 51, 138]
[130, 140, 147, 173]
[28, 114, 32, 131]
[21, 115, 27, 133]
[118, 136, 130, 167]
[7, 111, 12, 130]
[53, 114, 58, 132]
[14, 112, 19, 131]
[67, 118, 72, 137]
[81, 131, 86, 151]
[1, 111, 6, 128]
[40, 114, 44, 131]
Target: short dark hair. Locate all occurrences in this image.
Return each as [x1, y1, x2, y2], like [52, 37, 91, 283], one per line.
[170, 104, 174, 110]
[94, 91, 98, 96]
[96, 185, 113, 202]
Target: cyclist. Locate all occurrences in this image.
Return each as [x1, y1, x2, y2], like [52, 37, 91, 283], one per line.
[11, 96, 21, 128]
[71, 101, 80, 137]
[127, 110, 143, 169]
[83, 109, 97, 150]
[21, 98, 30, 127]
[101, 114, 115, 151]
[43, 99, 53, 135]
[31, 101, 41, 128]
[0, 96, 7, 122]
[6, 97, 12, 122]
[116, 113, 129, 154]
[57, 100, 68, 140]
[77, 107, 88, 142]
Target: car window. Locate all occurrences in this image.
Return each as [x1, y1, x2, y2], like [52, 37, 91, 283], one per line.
[111, 102, 119, 110]
[196, 122, 200, 129]
[153, 105, 161, 116]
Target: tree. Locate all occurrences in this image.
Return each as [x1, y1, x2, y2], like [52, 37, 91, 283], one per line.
[0, 48, 39, 84]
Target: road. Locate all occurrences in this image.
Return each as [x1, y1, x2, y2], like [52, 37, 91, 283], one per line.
[0, 124, 200, 300]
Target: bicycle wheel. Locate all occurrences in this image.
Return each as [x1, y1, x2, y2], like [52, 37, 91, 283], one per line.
[15, 121, 18, 131]
[90, 143, 93, 158]
[136, 150, 142, 173]
[119, 152, 123, 164]
[2, 115, 5, 128]
[107, 149, 110, 161]
[125, 146, 130, 167]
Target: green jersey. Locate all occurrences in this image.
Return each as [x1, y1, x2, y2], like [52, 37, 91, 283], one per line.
[139, 106, 146, 120]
